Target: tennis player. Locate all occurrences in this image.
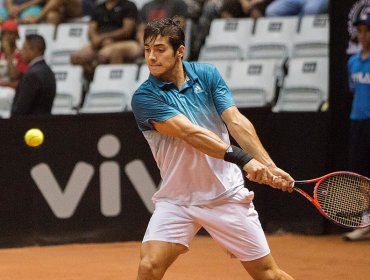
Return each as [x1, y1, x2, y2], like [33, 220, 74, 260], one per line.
[131, 18, 295, 280]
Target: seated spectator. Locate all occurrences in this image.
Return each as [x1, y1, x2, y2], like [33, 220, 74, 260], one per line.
[183, 0, 204, 20]
[70, 0, 141, 81]
[22, 0, 83, 25]
[128, 0, 189, 62]
[0, 0, 43, 24]
[0, 19, 28, 100]
[220, 0, 272, 19]
[0, 0, 8, 23]
[106, 0, 188, 65]
[265, 0, 329, 17]
[82, 0, 98, 17]
[219, 0, 246, 19]
[239, 0, 272, 18]
[136, 0, 189, 43]
[191, 0, 224, 59]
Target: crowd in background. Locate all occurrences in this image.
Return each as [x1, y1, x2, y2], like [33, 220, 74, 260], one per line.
[0, 0, 329, 116]
[0, 0, 330, 83]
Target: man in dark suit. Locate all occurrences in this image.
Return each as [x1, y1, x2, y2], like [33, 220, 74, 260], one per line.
[11, 34, 56, 117]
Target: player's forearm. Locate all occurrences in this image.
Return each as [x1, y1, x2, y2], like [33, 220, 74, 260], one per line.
[227, 115, 274, 166]
[181, 125, 230, 159]
[153, 115, 229, 159]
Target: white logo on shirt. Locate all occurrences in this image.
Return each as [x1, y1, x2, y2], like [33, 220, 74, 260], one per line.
[352, 72, 370, 84]
[194, 84, 203, 94]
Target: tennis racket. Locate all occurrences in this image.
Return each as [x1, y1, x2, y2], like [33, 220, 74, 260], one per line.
[292, 171, 370, 229]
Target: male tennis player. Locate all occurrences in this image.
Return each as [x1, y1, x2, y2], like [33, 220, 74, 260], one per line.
[131, 18, 295, 280]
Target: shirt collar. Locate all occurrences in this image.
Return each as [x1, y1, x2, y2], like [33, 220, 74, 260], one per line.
[148, 61, 199, 89]
[28, 56, 44, 67]
[182, 61, 198, 83]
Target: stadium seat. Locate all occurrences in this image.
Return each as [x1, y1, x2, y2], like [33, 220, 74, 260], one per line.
[137, 61, 231, 91]
[184, 19, 193, 60]
[198, 18, 254, 61]
[273, 56, 328, 112]
[197, 60, 231, 81]
[17, 24, 56, 63]
[228, 59, 279, 108]
[80, 64, 139, 113]
[247, 16, 299, 60]
[51, 65, 84, 115]
[50, 22, 89, 65]
[292, 14, 329, 58]
[136, 63, 150, 88]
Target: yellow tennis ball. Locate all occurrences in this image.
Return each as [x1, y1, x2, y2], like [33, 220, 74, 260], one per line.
[25, 128, 44, 147]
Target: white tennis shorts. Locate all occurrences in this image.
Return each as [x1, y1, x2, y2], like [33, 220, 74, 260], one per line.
[143, 188, 270, 261]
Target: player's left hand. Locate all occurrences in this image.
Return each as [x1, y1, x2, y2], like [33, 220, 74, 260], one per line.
[268, 165, 294, 192]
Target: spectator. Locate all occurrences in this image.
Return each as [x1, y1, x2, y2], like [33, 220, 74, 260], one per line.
[0, 19, 28, 117]
[1, 0, 43, 24]
[191, 0, 224, 59]
[192, 0, 271, 58]
[219, 0, 272, 19]
[22, 0, 83, 25]
[116, 0, 188, 63]
[183, 0, 204, 20]
[265, 0, 329, 17]
[82, 0, 98, 17]
[136, 0, 189, 49]
[0, 19, 28, 89]
[0, 0, 7, 23]
[343, 12, 370, 241]
[11, 34, 56, 116]
[70, 0, 140, 81]
[239, 0, 272, 18]
[219, 0, 246, 18]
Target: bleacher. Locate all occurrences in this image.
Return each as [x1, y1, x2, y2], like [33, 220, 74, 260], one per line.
[0, 12, 329, 117]
[198, 14, 329, 111]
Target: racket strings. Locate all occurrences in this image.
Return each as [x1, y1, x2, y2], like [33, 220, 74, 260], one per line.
[316, 174, 370, 227]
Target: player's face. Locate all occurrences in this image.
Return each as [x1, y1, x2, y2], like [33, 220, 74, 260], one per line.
[144, 35, 183, 81]
[356, 24, 370, 50]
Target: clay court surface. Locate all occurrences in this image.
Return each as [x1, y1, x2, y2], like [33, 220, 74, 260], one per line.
[0, 234, 368, 280]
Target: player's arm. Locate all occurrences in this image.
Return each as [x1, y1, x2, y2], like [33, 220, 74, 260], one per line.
[222, 106, 272, 165]
[152, 114, 229, 159]
[221, 105, 293, 189]
[152, 113, 289, 189]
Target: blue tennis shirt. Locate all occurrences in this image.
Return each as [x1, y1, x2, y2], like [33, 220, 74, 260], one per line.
[131, 61, 250, 205]
[133, 61, 234, 131]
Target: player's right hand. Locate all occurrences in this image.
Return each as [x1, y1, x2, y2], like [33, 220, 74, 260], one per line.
[244, 159, 293, 192]
[244, 159, 272, 184]
[269, 165, 294, 192]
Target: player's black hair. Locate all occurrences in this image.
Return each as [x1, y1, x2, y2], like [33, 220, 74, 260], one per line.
[143, 18, 185, 54]
[25, 34, 46, 55]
